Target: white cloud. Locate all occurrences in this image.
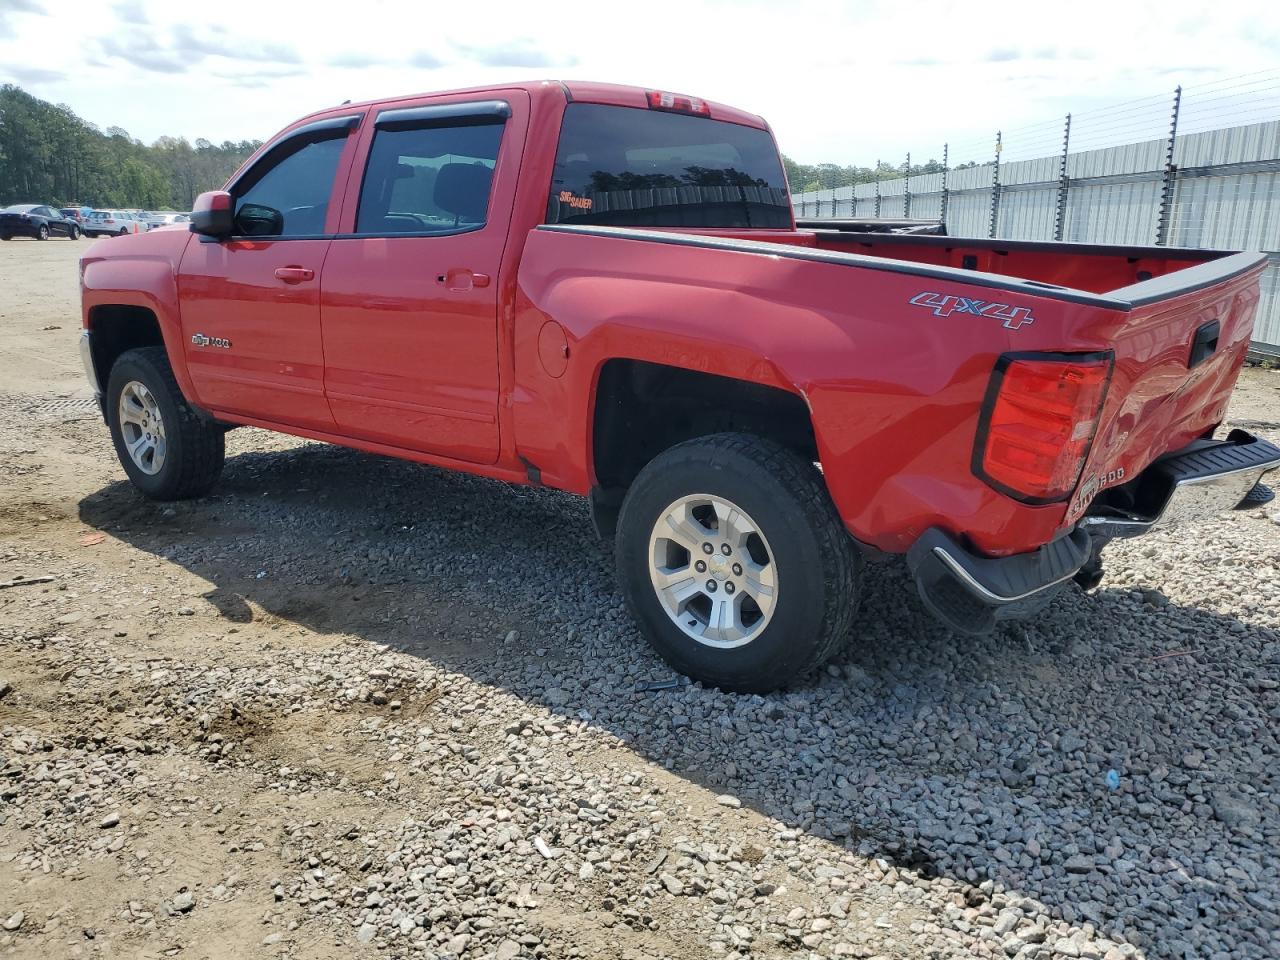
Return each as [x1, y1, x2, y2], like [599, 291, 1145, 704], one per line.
[0, 0, 1275, 164]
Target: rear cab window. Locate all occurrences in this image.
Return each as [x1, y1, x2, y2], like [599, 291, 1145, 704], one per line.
[546, 103, 791, 229]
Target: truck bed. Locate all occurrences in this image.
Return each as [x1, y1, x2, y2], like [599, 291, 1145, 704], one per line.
[528, 224, 1268, 554]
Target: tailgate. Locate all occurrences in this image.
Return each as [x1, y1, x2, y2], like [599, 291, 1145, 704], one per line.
[1064, 251, 1267, 523]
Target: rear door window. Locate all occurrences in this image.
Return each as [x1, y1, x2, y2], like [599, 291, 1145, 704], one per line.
[356, 121, 504, 235]
[547, 103, 791, 229]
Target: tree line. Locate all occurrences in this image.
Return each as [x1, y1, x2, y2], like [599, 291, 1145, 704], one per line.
[2, 82, 975, 211]
[783, 156, 979, 193]
[0, 84, 261, 211]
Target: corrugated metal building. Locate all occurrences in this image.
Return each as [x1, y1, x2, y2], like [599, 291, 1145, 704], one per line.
[793, 120, 1280, 352]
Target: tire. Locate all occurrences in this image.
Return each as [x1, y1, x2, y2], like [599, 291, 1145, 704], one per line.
[69, 225, 80, 240]
[615, 432, 860, 693]
[0, 234, 9, 241]
[106, 346, 225, 500]
[118, 227, 129, 236]
[36, 225, 49, 240]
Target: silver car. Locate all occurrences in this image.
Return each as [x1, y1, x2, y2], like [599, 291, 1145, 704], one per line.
[145, 211, 191, 230]
[84, 210, 151, 237]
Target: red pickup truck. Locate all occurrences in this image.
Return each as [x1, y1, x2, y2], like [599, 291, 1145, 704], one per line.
[79, 80, 1279, 692]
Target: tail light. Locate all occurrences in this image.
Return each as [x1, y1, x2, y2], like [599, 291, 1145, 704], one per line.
[646, 90, 711, 117]
[974, 352, 1113, 503]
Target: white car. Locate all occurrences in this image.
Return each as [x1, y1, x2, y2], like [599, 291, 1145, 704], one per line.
[144, 211, 191, 230]
[84, 210, 150, 237]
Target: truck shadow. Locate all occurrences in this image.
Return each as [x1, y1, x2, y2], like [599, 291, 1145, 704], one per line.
[78, 439, 1277, 957]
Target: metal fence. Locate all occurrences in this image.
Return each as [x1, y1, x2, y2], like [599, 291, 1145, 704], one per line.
[791, 75, 1280, 354]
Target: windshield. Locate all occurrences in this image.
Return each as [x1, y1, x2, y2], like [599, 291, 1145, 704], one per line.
[2, 204, 38, 213]
[89, 211, 113, 219]
[546, 103, 791, 229]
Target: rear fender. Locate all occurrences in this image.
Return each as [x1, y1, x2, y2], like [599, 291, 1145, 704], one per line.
[511, 269, 849, 494]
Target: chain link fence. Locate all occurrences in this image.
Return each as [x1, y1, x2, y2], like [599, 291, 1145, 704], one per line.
[791, 71, 1280, 353]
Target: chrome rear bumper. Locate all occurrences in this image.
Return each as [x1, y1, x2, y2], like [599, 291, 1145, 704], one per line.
[1080, 429, 1280, 538]
[907, 429, 1280, 634]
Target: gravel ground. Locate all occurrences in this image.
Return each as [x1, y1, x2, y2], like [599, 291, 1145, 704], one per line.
[1, 239, 1279, 959]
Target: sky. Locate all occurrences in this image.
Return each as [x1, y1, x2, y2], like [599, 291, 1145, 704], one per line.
[1, 0, 1278, 166]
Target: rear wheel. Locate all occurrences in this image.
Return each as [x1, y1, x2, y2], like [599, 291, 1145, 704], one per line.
[0, 234, 10, 241]
[36, 225, 49, 240]
[107, 346, 225, 500]
[117, 226, 129, 236]
[69, 225, 80, 240]
[616, 433, 860, 693]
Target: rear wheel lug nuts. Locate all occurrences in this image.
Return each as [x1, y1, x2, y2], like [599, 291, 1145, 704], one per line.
[705, 580, 717, 593]
[721, 543, 732, 556]
[702, 542, 714, 555]
[732, 563, 742, 576]
[695, 560, 706, 573]
[724, 582, 735, 595]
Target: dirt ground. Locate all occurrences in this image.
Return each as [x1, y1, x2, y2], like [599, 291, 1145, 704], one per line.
[1, 238, 1278, 960]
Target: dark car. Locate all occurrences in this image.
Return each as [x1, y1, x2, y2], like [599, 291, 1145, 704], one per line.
[0, 204, 82, 240]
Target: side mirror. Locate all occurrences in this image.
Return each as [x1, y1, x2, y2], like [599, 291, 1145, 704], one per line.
[190, 190, 233, 238]
[235, 202, 285, 237]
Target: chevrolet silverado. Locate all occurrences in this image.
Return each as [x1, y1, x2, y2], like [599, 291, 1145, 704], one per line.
[79, 81, 1280, 692]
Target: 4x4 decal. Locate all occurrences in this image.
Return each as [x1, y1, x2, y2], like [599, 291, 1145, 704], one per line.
[909, 292, 1035, 330]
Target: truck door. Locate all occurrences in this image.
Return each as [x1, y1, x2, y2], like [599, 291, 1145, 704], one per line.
[176, 114, 362, 431]
[318, 93, 528, 463]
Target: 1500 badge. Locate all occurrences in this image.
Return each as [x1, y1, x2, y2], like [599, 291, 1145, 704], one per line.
[191, 333, 231, 349]
[909, 292, 1035, 330]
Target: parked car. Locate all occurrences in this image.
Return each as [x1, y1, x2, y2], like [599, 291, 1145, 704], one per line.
[0, 203, 81, 240]
[145, 211, 191, 229]
[77, 81, 1280, 692]
[84, 210, 149, 237]
[60, 207, 86, 224]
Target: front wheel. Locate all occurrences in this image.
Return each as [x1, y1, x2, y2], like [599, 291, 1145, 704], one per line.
[615, 433, 860, 693]
[69, 225, 80, 240]
[106, 346, 225, 500]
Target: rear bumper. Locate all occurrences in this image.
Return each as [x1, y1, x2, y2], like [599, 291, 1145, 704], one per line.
[907, 430, 1280, 633]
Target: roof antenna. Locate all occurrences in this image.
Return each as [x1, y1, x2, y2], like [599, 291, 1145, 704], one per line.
[341, 99, 352, 105]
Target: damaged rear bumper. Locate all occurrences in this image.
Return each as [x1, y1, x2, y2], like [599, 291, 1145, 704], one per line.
[907, 430, 1280, 634]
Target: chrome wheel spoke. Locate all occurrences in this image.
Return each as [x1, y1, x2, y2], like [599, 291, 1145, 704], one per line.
[660, 502, 710, 553]
[712, 499, 753, 548]
[655, 570, 702, 609]
[697, 596, 745, 645]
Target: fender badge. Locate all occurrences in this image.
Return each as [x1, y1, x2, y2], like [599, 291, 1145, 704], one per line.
[191, 333, 232, 349]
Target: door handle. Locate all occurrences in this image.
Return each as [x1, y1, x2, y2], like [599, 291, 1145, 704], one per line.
[274, 266, 314, 284]
[436, 268, 491, 291]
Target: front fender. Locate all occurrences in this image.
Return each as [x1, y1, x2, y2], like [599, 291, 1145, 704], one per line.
[80, 235, 199, 405]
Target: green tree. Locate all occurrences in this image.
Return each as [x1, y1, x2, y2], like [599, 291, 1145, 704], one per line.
[0, 84, 261, 209]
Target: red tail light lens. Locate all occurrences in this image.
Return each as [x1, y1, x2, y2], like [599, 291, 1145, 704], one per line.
[646, 90, 711, 117]
[974, 352, 1113, 503]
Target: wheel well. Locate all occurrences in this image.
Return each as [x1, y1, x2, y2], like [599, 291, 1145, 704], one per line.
[87, 305, 164, 391]
[589, 359, 818, 535]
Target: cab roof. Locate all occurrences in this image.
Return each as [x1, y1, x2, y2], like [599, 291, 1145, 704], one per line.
[299, 80, 769, 131]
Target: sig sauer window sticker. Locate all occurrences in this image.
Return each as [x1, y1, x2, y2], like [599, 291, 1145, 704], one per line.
[908, 292, 1035, 330]
[558, 191, 593, 211]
